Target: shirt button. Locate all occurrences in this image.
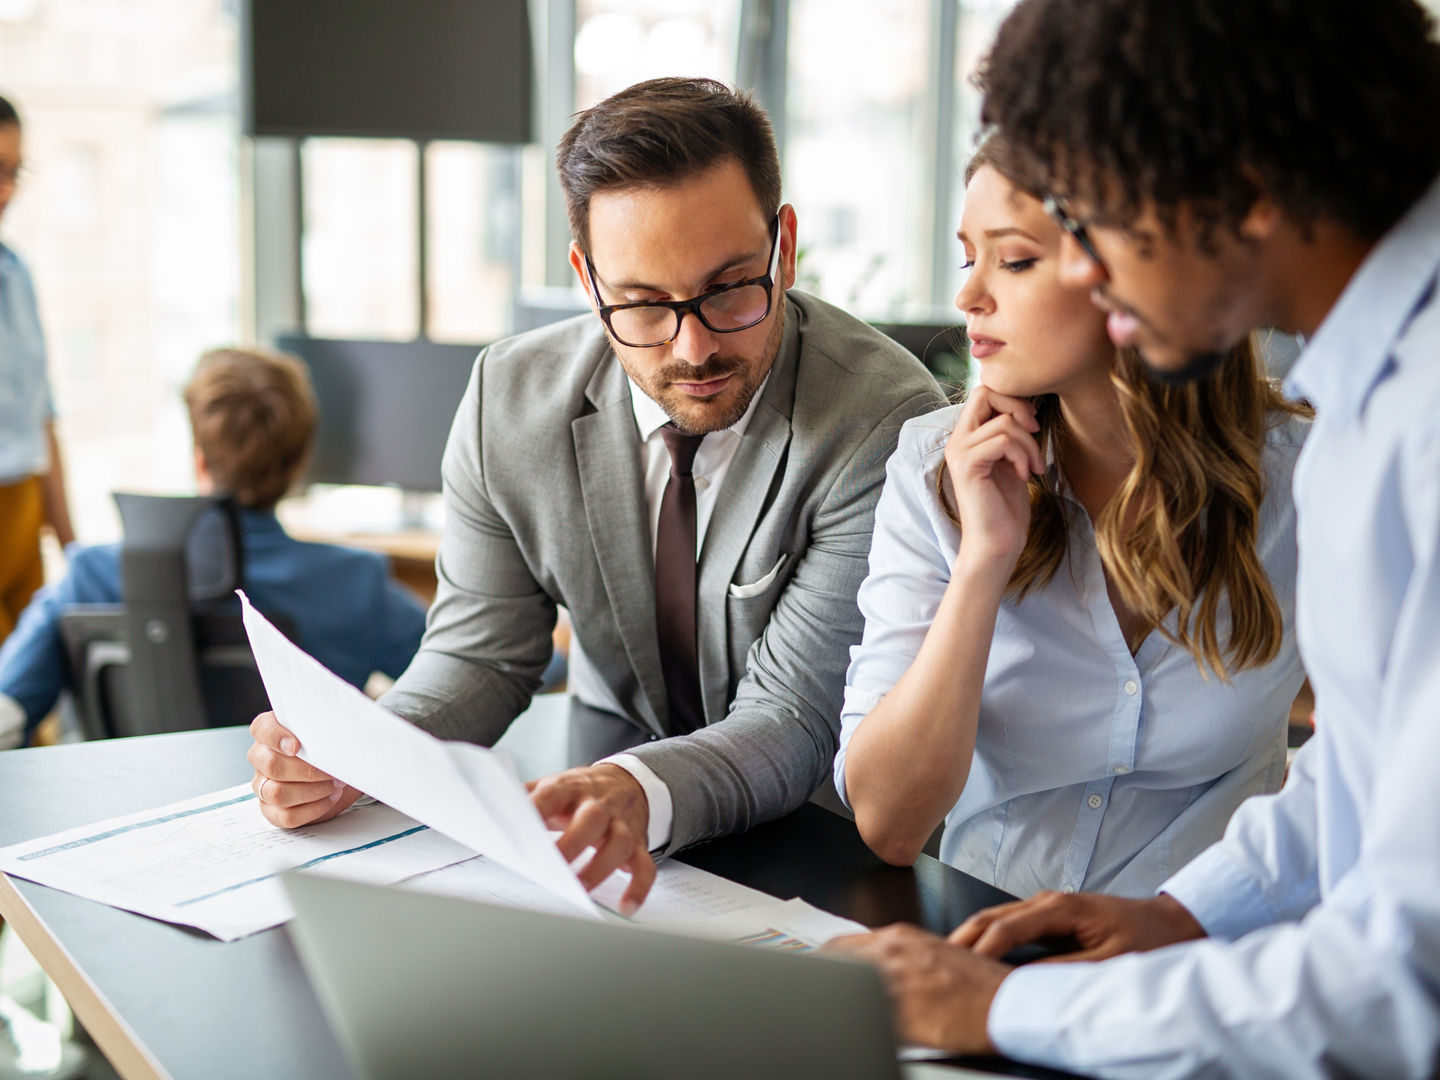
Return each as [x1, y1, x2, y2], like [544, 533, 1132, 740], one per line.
[1087, 794, 1103, 809]
[1123, 679, 1139, 696]
[1061, 885, 1077, 894]
[1113, 765, 1130, 775]
[694, 476, 710, 491]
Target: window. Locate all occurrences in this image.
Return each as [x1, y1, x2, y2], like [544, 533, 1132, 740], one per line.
[0, 0, 240, 543]
[424, 141, 522, 345]
[785, 0, 934, 319]
[944, 0, 1022, 307]
[300, 138, 418, 342]
[574, 0, 741, 110]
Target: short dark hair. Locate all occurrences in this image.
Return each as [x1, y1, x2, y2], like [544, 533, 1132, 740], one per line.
[978, 0, 1440, 243]
[183, 347, 316, 510]
[556, 77, 781, 252]
[0, 94, 20, 128]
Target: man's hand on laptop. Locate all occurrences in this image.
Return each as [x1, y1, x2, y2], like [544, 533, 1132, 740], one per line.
[247, 711, 363, 828]
[950, 890, 1206, 964]
[528, 764, 656, 915]
[824, 924, 1010, 1055]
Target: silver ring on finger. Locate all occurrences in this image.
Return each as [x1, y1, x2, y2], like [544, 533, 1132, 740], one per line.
[258, 777, 272, 804]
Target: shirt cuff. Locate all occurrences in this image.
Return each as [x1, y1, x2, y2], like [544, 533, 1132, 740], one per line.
[1159, 844, 1279, 942]
[0, 693, 27, 751]
[987, 961, 1092, 1067]
[600, 753, 673, 854]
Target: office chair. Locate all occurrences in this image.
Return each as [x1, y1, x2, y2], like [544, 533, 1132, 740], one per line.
[59, 493, 289, 740]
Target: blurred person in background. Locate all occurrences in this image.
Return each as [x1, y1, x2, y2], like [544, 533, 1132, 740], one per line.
[0, 93, 74, 646]
[0, 346, 429, 752]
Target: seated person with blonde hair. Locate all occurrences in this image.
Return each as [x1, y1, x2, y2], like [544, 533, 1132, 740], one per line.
[0, 346, 428, 748]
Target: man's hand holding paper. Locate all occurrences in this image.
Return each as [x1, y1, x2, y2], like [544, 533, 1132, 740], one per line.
[239, 592, 599, 916]
[528, 764, 656, 914]
[248, 709, 362, 828]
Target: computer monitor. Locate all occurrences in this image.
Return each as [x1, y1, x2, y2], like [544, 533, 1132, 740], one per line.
[243, 0, 534, 143]
[280, 319, 968, 499]
[275, 335, 479, 496]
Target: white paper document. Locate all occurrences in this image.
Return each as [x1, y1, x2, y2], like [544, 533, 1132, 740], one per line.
[1, 593, 876, 951]
[238, 591, 598, 918]
[0, 784, 474, 940]
[403, 855, 867, 949]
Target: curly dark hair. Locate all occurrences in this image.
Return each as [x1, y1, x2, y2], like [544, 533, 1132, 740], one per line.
[978, 0, 1440, 243]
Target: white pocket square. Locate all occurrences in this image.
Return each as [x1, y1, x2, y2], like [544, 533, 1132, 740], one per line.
[728, 553, 789, 598]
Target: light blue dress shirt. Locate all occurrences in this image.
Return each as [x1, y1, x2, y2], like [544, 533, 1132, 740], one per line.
[0, 242, 54, 483]
[836, 404, 1308, 899]
[987, 174, 1440, 1079]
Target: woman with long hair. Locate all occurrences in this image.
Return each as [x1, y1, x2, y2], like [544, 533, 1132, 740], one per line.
[835, 138, 1311, 897]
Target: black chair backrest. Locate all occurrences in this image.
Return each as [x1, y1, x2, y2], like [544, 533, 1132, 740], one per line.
[60, 608, 279, 739]
[58, 493, 290, 739]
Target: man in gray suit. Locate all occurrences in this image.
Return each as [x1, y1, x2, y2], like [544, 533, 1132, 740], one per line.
[248, 77, 942, 910]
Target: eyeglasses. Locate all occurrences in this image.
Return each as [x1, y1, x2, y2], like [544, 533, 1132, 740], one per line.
[1043, 193, 1104, 268]
[583, 215, 782, 348]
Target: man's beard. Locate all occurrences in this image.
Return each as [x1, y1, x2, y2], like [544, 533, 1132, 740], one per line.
[655, 299, 785, 434]
[1139, 347, 1228, 386]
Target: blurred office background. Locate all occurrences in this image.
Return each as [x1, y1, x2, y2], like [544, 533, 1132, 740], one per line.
[10, 0, 1432, 544]
[0, 0, 1027, 547]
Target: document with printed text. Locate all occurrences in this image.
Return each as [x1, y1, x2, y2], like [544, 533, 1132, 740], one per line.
[0, 785, 473, 940]
[0, 592, 871, 949]
[238, 591, 598, 918]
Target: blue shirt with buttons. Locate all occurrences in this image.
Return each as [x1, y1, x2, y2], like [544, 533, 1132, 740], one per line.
[0, 242, 53, 483]
[836, 404, 1309, 898]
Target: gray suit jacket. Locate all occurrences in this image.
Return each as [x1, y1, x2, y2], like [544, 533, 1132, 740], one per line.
[381, 292, 944, 852]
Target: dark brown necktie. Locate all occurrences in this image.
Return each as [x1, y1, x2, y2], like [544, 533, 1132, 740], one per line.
[655, 423, 706, 733]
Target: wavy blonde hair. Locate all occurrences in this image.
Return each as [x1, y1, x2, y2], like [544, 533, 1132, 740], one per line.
[942, 139, 1311, 678]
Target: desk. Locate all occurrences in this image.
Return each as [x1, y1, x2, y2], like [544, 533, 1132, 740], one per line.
[0, 697, 1071, 1080]
[277, 493, 442, 604]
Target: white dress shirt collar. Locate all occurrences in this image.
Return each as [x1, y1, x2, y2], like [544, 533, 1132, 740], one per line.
[1286, 173, 1440, 422]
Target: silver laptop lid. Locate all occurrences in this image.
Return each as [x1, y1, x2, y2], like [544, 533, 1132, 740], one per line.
[285, 871, 902, 1080]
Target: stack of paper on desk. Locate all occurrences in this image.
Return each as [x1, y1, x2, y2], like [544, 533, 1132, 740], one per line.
[0, 592, 865, 948]
[404, 852, 865, 950]
[0, 787, 474, 941]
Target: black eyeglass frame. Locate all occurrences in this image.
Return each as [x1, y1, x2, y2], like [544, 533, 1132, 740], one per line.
[1043, 193, 1105, 269]
[581, 214, 783, 348]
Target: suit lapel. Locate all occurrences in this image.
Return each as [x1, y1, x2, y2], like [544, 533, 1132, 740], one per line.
[573, 355, 668, 737]
[694, 300, 801, 723]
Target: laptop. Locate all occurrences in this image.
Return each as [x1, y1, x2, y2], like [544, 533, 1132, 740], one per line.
[285, 871, 903, 1080]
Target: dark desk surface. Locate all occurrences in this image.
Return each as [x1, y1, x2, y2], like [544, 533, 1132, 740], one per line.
[0, 697, 1070, 1080]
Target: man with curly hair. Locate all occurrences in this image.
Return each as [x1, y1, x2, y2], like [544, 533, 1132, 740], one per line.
[828, 1, 1440, 1076]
